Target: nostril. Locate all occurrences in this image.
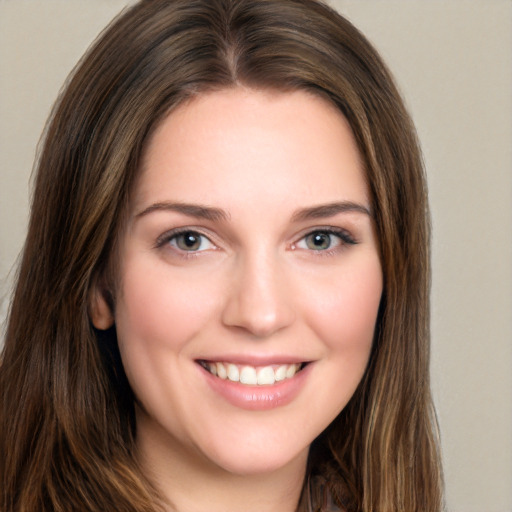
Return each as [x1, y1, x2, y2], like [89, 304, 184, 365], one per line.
[221, 291, 296, 337]
[220, 256, 296, 337]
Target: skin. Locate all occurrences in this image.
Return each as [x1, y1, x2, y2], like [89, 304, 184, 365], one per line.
[92, 87, 383, 512]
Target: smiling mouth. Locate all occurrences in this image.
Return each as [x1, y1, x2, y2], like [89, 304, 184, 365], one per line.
[198, 360, 308, 386]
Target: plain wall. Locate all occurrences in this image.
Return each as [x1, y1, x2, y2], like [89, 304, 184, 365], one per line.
[1, 1, 511, 511]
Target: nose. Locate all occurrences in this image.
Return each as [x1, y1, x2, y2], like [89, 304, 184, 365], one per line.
[221, 251, 295, 338]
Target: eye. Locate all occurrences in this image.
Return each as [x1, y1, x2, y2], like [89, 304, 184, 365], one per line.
[167, 230, 215, 252]
[295, 229, 355, 251]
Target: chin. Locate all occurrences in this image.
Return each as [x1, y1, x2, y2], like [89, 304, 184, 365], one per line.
[198, 430, 311, 477]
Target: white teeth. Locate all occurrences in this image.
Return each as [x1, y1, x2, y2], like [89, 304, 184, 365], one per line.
[274, 365, 287, 381]
[286, 364, 298, 378]
[227, 364, 239, 382]
[240, 366, 257, 385]
[216, 362, 227, 379]
[257, 366, 275, 385]
[203, 361, 303, 386]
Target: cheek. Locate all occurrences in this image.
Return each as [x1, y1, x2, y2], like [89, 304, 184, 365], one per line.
[300, 255, 382, 355]
[114, 260, 222, 355]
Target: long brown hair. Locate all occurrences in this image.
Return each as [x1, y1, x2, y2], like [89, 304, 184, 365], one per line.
[0, 1, 443, 510]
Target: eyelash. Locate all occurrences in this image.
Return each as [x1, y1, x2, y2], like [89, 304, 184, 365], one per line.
[155, 228, 217, 257]
[292, 228, 357, 255]
[155, 227, 357, 257]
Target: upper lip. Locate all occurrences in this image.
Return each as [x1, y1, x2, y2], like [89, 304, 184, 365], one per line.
[195, 354, 311, 366]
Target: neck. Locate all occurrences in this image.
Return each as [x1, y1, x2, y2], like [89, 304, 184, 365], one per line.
[135, 409, 308, 512]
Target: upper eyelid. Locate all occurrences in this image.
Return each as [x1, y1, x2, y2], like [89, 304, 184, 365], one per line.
[293, 226, 357, 242]
[155, 227, 218, 248]
[154, 224, 357, 248]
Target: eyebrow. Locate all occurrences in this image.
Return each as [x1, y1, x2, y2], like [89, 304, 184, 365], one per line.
[135, 201, 229, 222]
[135, 200, 371, 223]
[291, 201, 371, 221]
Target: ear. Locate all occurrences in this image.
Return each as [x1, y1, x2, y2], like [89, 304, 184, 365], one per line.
[89, 282, 115, 330]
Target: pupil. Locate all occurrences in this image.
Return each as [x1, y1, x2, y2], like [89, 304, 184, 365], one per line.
[314, 234, 326, 246]
[182, 232, 199, 249]
[309, 232, 330, 250]
[185, 234, 197, 246]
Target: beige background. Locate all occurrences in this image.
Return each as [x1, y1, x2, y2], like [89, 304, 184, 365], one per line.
[1, 1, 511, 511]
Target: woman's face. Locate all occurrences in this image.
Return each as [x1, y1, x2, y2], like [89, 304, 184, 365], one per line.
[92, 88, 382, 477]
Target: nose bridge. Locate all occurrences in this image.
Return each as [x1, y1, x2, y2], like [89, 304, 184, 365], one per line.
[221, 244, 295, 337]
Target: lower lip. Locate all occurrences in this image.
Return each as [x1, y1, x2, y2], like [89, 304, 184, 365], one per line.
[200, 363, 312, 411]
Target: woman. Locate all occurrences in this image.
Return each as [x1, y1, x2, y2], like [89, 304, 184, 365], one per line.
[0, 0, 443, 511]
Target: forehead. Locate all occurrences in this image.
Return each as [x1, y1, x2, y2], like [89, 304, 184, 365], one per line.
[133, 87, 368, 216]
